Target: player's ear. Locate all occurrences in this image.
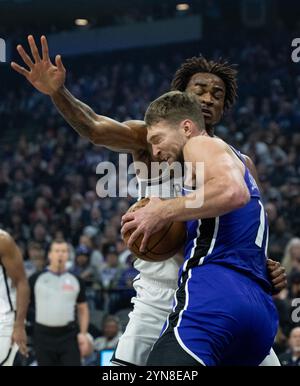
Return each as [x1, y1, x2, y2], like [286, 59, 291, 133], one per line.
[181, 119, 193, 138]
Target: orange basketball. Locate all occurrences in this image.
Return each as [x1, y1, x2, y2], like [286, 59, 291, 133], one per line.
[122, 198, 186, 262]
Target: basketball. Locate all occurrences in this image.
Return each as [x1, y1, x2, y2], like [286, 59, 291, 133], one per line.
[122, 198, 186, 262]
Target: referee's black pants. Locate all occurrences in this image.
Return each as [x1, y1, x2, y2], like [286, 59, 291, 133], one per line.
[34, 322, 81, 366]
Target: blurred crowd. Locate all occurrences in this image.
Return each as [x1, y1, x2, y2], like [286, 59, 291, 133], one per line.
[1, 35, 300, 365]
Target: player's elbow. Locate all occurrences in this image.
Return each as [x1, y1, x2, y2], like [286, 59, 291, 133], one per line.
[225, 184, 250, 210]
[88, 121, 106, 145]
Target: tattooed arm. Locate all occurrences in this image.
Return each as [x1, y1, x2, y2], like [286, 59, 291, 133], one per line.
[51, 86, 148, 151]
[11, 35, 148, 152]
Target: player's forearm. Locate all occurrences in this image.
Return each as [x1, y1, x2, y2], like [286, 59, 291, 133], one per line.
[77, 305, 89, 334]
[51, 86, 99, 141]
[164, 178, 250, 222]
[14, 278, 30, 326]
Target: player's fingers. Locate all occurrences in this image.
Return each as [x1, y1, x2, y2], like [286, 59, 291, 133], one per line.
[27, 35, 41, 62]
[55, 55, 65, 72]
[19, 341, 28, 357]
[270, 267, 285, 279]
[41, 35, 50, 61]
[267, 259, 278, 266]
[272, 272, 287, 285]
[267, 261, 280, 275]
[121, 220, 136, 237]
[121, 212, 135, 225]
[11, 62, 30, 77]
[140, 232, 150, 253]
[127, 227, 143, 248]
[16, 45, 34, 69]
[274, 281, 287, 291]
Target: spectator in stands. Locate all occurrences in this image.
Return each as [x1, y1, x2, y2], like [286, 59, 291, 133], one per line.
[70, 245, 95, 286]
[101, 224, 119, 247]
[269, 217, 293, 262]
[89, 206, 104, 231]
[116, 254, 139, 309]
[94, 316, 122, 352]
[8, 213, 30, 244]
[8, 168, 33, 197]
[282, 238, 300, 275]
[8, 196, 26, 222]
[31, 222, 50, 251]
[98, 246, 124, 290]
[116, 238, 131, 266]
[288, 271, 300, 300]
[25, 242, 46, 278]
[65, 193, 90, 237]
[30, 196, 52, 224]
[78, 234, 104, 272]
[279, 327, 300, 366]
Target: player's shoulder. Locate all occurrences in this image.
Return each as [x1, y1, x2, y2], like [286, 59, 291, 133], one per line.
[186, 134, 226, 148]
[183, 134, 227, 159]
[0, 229, 11, 240]
[0, 229, 14, 251]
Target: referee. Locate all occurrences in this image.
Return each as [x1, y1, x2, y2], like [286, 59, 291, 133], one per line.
[29, 240, 89, 366]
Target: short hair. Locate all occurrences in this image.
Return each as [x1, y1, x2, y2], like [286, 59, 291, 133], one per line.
[144, 91, 205, 130]
[27, 241, 42, 250]
[171, 55, 238, 110]
[49, 239, 68, 251]
[103, 315, 121, 329]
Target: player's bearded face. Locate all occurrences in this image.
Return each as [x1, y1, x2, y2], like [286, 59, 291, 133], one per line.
[147, 122, 185, 164]
[185, 72, 225, 128]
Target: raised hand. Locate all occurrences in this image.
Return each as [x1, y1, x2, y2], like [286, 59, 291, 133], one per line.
[11, 35, 66, 96]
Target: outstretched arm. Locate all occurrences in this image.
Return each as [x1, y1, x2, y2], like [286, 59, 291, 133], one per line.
[11, 35, 148, 153]
[51, 86, 148, 151]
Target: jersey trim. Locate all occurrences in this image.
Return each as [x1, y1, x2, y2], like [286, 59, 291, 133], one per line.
[1, 264, 14, 312]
